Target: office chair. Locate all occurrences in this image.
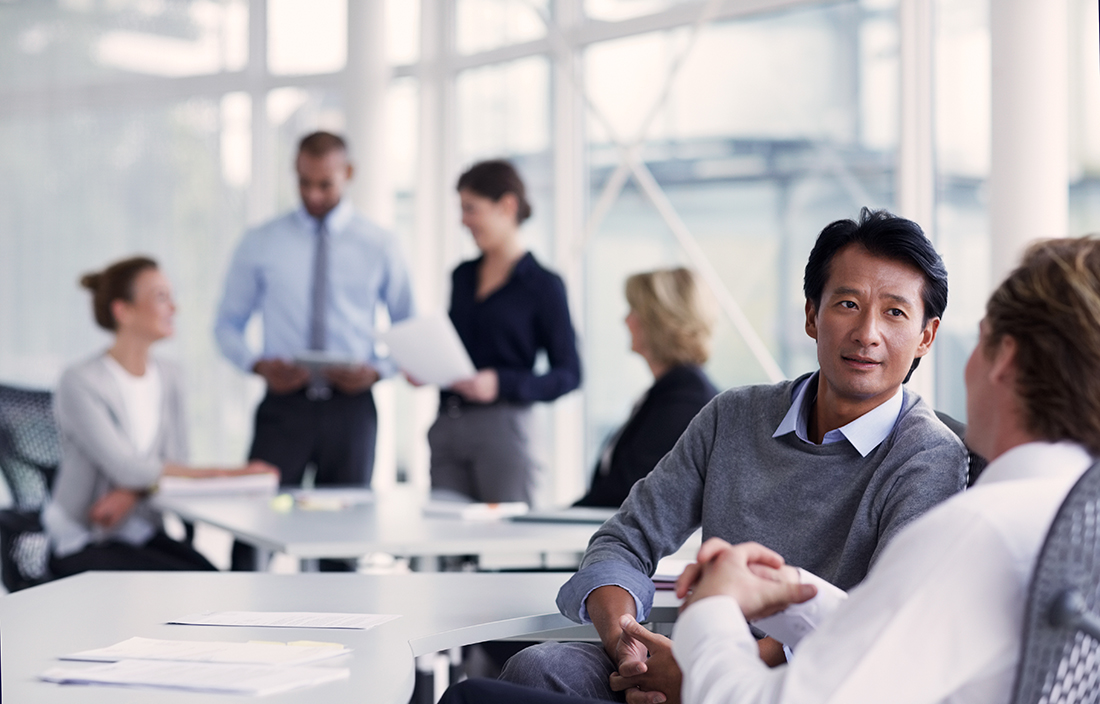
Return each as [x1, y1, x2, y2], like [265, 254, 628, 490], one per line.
[933, 410, 989, 487]
[1010, 459, 1100, 704]
[0, 384, 60, 592]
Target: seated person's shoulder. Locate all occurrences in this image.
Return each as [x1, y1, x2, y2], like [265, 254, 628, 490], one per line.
[892, 392, 967, 454]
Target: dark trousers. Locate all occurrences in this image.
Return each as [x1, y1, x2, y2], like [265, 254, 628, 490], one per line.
[250, 387, 378, 486]
[49, 531, 217, 577]
[232, 387, 377, 571]
[440, 678, 606, 704]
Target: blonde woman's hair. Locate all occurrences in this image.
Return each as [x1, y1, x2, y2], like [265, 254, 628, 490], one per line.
[625, 267, 716, 367]
[984, 236, 1100, 455]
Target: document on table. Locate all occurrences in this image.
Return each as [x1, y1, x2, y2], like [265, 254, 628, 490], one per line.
[422, 500, 529, 521]
[157, 472, 279, 497]
[378, 313, 476, 387]
[63, 636, 350, 666]
[41, 660, 349, 696]
[168, 611, 400, 630]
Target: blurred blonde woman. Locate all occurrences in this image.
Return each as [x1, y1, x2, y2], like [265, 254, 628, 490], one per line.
[44, 256, 277, 576]
[575, 267, 719, 507]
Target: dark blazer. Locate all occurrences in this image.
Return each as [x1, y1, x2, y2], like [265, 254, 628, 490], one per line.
[575, 364, 718, 508]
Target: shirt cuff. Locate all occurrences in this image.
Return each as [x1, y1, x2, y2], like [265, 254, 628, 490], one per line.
[672, 595, 756, 660]
[556, 560, 656, 623]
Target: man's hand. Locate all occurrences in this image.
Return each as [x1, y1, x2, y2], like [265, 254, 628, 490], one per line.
[449, 369, 499, 403]
[324, 364, 379, 395]
[89, 488, 142, 528]
[609, 615, 681, 704]
[252, 359, 310, 394]
[677, 539, 817, 621]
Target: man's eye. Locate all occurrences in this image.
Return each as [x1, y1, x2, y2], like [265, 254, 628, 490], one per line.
[887, 308, 905, 317]
[840, 301, 857, 309]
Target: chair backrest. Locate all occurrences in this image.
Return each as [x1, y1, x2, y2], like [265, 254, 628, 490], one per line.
[933, 410, 989, 487]
[1010, 460, 1100, 704]
[0, 508, 51, 592]
[0, 384, 60, 510]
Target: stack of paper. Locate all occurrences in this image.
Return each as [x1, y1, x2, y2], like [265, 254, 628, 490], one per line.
[158, 472, 279, 497]
[422, 501, 529, 521]
[41, 660, 349, 696]
[63, 636, 350, 666]
[168, 611, 400, 630]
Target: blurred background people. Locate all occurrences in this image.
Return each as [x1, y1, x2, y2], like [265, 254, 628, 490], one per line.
[430, 160, 581, 505]
[44, 257, 276, 577]
[575, 267, 718, 508]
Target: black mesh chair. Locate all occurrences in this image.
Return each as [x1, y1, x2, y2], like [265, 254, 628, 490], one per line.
[0, 384, 61, 592]
[934, 411, 989, 487]
[1010, 459, 1100, 704]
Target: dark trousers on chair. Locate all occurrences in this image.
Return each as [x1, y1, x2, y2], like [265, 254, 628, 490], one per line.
[231, 387, 377, 571]
[439, 678, 607, 704]
[49, 531, 218, 576]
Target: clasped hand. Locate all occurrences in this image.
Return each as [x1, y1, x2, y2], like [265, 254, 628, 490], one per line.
[676, 539, 817, 620]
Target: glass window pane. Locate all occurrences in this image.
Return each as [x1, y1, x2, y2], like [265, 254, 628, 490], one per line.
[456, 0, 547, 55]
[386, 0, 420, 65]
[583, 2, 893, 467]
[0, 99, 254, 462]
[456, 56, 552, 258]
[267, 0, 347, 75]
[585, 0, 698, 22]
[1, 0, 248, 88]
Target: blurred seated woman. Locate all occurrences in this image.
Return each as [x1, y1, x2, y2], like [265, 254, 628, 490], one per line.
[43, 256, 277, 576]
[574, 267, 718, 508]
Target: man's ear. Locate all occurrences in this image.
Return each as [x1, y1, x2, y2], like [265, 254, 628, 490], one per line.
[804, 299, 819, 341]
[913, 317, 940, 359]
[991, 335, 1018, 384]
[345, 163, 355, 181]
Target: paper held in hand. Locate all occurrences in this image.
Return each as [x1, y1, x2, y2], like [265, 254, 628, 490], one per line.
[379, 314, 476, 387]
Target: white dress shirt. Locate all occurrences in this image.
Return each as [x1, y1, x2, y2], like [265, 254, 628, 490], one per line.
[673, 441, 1093, 704]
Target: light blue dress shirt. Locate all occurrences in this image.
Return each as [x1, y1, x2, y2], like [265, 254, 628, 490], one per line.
[214, 200, 414, 377]
[772, 372, 904, 457]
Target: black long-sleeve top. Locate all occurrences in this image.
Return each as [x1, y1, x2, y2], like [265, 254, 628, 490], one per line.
[574, 364, 718, 507]
[443, 252, 581, 406]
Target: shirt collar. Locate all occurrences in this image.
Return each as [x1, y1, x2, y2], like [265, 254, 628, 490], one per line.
[974, 441, 1094, 487]
[295, 199, 353, 233]
[772, 373, 904, 457]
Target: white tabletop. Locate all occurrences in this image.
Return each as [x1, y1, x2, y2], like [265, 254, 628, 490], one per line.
[0, 571, 587, 703]
[155, 488, 603, 560]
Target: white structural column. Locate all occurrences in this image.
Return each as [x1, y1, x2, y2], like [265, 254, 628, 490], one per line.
[897, 0, 936, 401]
[550, 0, 587, 504]
[346, 0, 398, 489]
[989, 0, 1069, 282]
[247, 0, 275, 225]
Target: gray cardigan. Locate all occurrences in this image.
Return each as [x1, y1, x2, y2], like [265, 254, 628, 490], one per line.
[43, 353, 189, 557]
[557, 375, 969, 622]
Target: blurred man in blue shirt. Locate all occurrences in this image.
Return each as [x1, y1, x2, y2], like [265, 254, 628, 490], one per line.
[215, 131, 413, 504]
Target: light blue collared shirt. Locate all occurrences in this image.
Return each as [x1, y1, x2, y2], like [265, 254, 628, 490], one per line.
[772, 373, 904, 457]
[214, 200, 414, 376]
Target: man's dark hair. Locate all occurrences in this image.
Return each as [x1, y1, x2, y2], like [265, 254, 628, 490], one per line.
[803, 207, 949, 380]
[298, 131, 348, 158]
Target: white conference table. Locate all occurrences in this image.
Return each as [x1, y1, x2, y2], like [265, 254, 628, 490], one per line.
[0, 571, 682, 703]
[155, 488, 609, 569]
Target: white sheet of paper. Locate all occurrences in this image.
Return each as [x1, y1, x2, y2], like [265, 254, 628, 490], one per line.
[40, 659, 349, 696]
[157, 473, 279, 497]
[168, 611, 400, 630]
[63, 636, 349, 666]
[751, 569, 848, 647]
[379, 314, 476, 387]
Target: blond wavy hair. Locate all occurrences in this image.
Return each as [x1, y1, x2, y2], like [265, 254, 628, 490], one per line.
[985, 236, 1100, 454]
[625, 268, 716, 367]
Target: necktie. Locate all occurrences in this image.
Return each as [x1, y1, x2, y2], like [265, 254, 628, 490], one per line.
[309, 219, 328, 351]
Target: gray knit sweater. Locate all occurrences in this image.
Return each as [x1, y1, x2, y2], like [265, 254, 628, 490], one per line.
[557, 374, 968, 622]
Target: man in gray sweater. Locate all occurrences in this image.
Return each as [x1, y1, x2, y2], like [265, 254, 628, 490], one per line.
[499, 208, 969, 704]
